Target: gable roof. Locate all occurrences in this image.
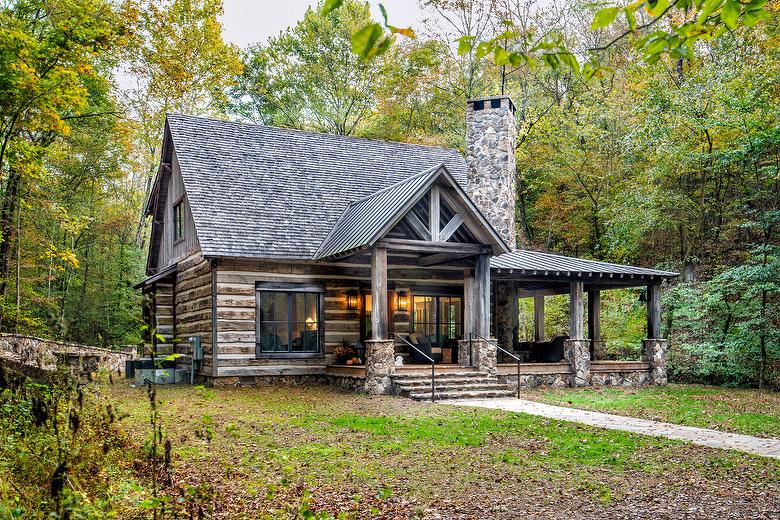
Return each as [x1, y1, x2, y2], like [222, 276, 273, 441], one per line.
[165, 114, 468, 260]
[491, 250, 678, 279]
[313, 164, 510, 261]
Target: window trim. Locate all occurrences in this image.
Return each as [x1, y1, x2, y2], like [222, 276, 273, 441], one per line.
[172, 197, 185, 245]
[255, 282, 325, 359]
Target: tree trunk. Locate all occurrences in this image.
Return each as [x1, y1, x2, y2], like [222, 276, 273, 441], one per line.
[0, 168, 21, 297]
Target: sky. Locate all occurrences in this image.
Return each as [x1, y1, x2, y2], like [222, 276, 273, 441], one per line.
[220, 0, 427, 48]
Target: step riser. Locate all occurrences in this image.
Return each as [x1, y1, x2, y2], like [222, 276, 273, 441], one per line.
[398, 383, 514, 392]
[409, 391, 516, 401]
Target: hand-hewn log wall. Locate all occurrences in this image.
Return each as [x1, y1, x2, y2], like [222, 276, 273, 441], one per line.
[173, 251, 213, 373]
[213, 258, 459, 373]
[152, 282, 174, 355]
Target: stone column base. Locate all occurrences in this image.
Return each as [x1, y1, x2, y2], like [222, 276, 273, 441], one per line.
[457, 338, 497, 375]
[591, 340, 606, 361]
[643, 339, 668, 385]
[457, 339, 472, 367]
[364, 339, 396, 395]
[564, 339, 591, 387]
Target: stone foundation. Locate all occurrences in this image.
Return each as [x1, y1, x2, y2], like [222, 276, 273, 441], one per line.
[591, 370, 651, 387]
[564, 339, 591, 386]
[364, 339, 396, 395]
[500, 372, 573, 388]
[643, 339, 668, 385]
[208, 374, 365, 392]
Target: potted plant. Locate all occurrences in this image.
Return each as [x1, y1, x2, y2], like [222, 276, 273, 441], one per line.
[334, 339, 358, 365]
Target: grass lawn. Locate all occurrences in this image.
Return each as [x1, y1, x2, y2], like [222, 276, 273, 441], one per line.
[107, 381, 780, 519]
[520, 384, 780, 438]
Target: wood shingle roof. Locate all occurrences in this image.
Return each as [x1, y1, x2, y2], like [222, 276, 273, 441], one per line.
[166, 114, 468, 260]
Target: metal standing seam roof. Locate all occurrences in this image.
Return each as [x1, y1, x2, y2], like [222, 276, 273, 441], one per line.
[491, 250, 678, 278]
[313, 165, 443, 260]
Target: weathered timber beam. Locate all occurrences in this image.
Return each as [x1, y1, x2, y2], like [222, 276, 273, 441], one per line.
[376, 238, 490, 254]
[371, 247, 388, 340]
[534, 294, 545, 342]
[404, 210, 431, 241]
[417, 251, 475, 267]
[430, 184, 441, 241]
[569, 281, 584, 340]
[440, 213, 465, 242]
[647, 283, 661, 339]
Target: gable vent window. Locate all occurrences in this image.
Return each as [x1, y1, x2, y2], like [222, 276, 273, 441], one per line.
[490, 98, 501, 109]
[473, 100, 485, 111]
[173, 200, 184, 242]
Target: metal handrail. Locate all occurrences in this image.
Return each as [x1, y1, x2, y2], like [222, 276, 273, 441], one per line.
[471, 333, 522, 399]
[394, 333, 436, 402]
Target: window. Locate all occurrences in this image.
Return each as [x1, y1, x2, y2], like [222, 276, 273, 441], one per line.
[412, 295, 462, 347]
[256, 288, 321, 356]
[173, 200, 184, 242]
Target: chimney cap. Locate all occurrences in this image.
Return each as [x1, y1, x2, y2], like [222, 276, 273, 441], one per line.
[467, 94, 516, 114]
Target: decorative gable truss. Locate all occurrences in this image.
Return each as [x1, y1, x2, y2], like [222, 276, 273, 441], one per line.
[313, 164, 509, 263]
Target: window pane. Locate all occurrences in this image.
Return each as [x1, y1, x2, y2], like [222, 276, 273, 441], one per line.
[274, 292, 287, 323]
[276, 323, 289, 351]
[306, 293, 318, 326]
[257, 290, 320, 355]
[258, 292, 275, 322]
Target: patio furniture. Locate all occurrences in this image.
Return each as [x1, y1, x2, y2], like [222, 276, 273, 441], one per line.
[407, 333, 443, 363]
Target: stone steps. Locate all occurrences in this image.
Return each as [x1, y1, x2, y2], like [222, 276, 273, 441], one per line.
[392, 370, 517, 401]
[408, 388, 517, 400]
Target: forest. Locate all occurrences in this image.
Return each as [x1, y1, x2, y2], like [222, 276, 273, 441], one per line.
[1, 0, 778, 388]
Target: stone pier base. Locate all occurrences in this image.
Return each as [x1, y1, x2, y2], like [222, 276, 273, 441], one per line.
[642, 339, 668, 385]
[364, 339, 396, 395]
[457, 338, 496, 376]
[564, 339, 591, 387]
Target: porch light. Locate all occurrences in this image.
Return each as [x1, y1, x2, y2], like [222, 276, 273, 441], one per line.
[396, 291, 409, 312]
[638, 290, 647, 304]
[346, 290, 359, 311]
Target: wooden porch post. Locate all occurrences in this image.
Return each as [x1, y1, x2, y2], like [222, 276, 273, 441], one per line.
[463, 270, 475, 337]
[647, 283, 661, 339]
[569, 281, 584, 340]
[371, 246, 388, 340]
[533, 294, 545, 342]
[475, 253, 491, 338]
[587, 289, 601, 341]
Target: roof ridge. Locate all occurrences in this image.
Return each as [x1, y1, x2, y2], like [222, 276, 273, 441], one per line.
[347, 164, 444, 206]
[165, 113, 460, 154]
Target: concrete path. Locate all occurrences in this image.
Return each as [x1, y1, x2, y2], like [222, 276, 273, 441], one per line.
[445, 397, 780, 459]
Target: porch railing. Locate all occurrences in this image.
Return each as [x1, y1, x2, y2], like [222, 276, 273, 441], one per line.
[394, 333, 436, 402]
[471, 333, 522, 399]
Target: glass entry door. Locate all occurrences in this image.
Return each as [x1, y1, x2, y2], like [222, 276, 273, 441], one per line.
[412, 295, 462, 347]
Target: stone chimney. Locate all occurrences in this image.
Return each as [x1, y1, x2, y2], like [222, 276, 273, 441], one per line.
[465, 95, 517, 250]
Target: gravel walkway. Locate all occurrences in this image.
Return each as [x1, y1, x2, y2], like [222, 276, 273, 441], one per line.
[445, 397, 780, 459]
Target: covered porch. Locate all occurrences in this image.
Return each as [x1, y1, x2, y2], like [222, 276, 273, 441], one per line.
[491, 250, 677, 387]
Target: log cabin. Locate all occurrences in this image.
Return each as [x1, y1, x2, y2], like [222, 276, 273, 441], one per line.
[136, 95, 677, 398]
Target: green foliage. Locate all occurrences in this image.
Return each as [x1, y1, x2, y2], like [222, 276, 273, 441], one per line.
[0, 370, 139, 517]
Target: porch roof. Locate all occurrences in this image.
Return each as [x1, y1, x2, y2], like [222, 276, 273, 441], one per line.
[313, 164, 510, 261]
[491, 250, 677, 284]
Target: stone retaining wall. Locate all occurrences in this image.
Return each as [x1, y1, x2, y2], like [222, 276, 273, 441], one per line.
[0, 334, 135, 377]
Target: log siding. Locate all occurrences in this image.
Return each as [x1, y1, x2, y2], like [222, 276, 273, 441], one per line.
[211, 258, 462, 373]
